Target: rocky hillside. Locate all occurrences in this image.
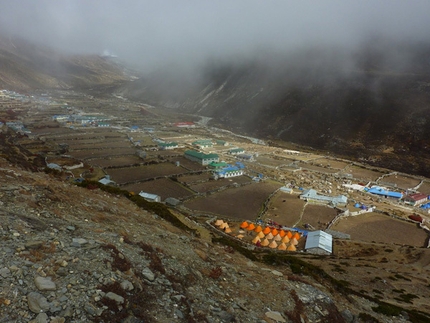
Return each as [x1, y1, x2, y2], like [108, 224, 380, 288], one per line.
[121, 39, 430, 177]
[0, 34, 129, 91]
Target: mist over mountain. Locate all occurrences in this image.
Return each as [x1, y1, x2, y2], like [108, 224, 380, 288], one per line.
[121, 38, 430, 176]
[1, 1, 430, 175]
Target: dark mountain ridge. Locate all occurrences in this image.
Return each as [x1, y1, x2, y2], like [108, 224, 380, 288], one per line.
[121, 39, 430, 176]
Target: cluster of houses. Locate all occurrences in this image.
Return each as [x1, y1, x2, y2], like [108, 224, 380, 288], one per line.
[52, 114, 111, 127]
[0, 89, 29, 102]
[4, 121, 31, 134]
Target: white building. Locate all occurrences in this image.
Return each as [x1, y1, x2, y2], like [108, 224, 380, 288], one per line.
[305, 231, 333, 255]
[139, 191, 161, 202]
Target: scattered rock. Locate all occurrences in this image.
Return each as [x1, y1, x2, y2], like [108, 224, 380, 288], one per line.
[120, 279, 134, 291]
[71, 238, 88, 247]
[85, 303, 104, 316]
[0, 267, 11, 278]
[34, 276, 56, 291]
[340, 309, 354, 323]
[271, 270, 283, 277]
[50, 317, 66, 323]
[30, 312, 48, 323]
[105, 292, 125, 304]
[25, 241, 44, 249]
[142, 267, 155, 281]
[265, 311, 286, 322]
[27, 292, 50, 313]
[217, 310, 235, 322]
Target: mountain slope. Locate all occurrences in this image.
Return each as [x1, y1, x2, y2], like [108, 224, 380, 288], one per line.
[0, 34, 129, 91]
[122, 40, 430, 176]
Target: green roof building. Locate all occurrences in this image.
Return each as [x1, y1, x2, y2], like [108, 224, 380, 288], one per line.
[184, 150, 219, 165]
[192, 140, 213, 148]
[208, 161, 229, 169]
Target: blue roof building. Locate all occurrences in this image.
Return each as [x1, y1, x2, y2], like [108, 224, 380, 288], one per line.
[212, 165, 244, 179]
[365, 186, 403, 199]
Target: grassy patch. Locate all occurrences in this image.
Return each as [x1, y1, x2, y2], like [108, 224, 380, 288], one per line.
[394, 273, 411, 281]
[394, 293, 419, 304]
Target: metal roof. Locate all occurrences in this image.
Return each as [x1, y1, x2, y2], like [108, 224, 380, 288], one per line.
[301, 189, 347, 205]
[367, 186, 402, 199]
[305, 230, 333, 254]
[185, 150, 219, 160]
[139, 191, 160, 200]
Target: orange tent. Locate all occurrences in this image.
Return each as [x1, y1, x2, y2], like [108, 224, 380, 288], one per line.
[278, 242, 287, 251]
[291, 237, 298, 246]
[262, 227, 271, 235]
[252, 236, 261, 244]
[254, 225, 263, 233]
[271, 228, 279, 236]
[279, 230, 286, 238]
[215, 219, 224, 227]
[265, 232, 274, 240]
[281, 236, 290, 244]
[274, 234, 282, 241]
[257, 231, 265, 238]
[293, 232, 301, 241]
[247, 223, 256, 231]
[269, 241, 278, 249]
[261, 238, 270, 247]
[240, 221, 249, 229]
[287, 244, 297, 251]
[286, 231, 293, 239]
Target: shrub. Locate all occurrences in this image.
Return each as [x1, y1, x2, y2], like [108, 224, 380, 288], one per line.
[208, 267, 223, 279]
[101, 244, 132, 272]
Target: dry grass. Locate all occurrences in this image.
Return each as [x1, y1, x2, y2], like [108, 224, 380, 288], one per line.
[332, 213, 428, 247]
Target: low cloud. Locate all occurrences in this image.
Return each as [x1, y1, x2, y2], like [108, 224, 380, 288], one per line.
[1, 1, 430, 72]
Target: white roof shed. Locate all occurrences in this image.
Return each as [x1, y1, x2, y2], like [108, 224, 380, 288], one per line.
[305, 230, 333, 255]
[139, 191, 161, 202]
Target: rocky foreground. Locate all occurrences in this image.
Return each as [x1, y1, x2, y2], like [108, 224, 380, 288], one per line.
[0, 158, 418, 323]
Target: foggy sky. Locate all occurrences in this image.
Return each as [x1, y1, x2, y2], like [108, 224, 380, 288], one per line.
[1, 0, 430, 72]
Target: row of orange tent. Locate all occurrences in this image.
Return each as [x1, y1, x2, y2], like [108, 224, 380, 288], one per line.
[251, 237, 297, 251]
[240, 221, 301, 241]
